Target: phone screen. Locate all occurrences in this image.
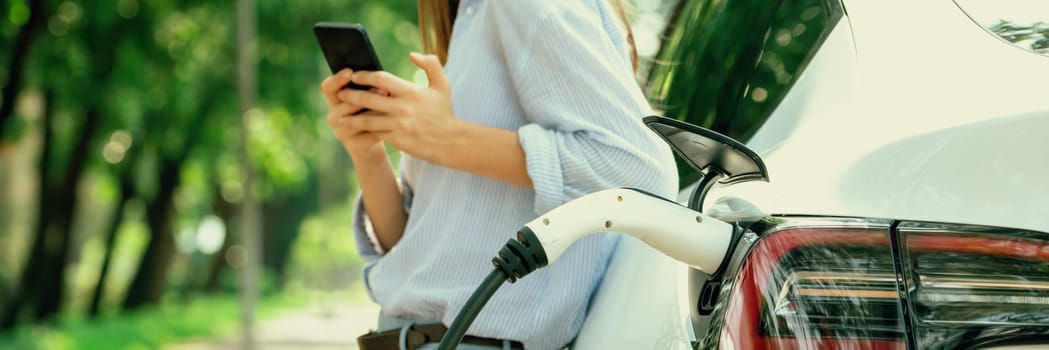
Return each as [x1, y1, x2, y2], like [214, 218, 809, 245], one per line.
[314, 23, 383, 90]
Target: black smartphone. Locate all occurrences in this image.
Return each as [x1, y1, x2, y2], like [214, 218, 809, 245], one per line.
[313, 22, 383, 91]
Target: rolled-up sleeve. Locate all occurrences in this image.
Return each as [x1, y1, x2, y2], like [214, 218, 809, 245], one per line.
[351, 194, 383, 262]
[502, 3, 679, 213]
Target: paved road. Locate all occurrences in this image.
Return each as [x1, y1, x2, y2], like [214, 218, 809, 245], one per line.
[168, 296, 380, 350]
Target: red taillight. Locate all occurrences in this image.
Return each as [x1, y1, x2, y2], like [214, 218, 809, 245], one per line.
[720, 227, 906, 350]
[716, 221, 1049, 349]
[900, 227, 1049, 348]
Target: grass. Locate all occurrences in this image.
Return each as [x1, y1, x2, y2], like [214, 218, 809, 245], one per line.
[0, 292, 309, 350]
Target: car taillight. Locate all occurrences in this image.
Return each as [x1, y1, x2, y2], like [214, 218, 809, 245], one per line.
[715, 220, 1049, 350]
[899, 224, 1049, 349]
[720, 226, 907, 350]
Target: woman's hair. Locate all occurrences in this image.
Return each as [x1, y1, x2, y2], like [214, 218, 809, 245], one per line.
[418, 0, 638, 71]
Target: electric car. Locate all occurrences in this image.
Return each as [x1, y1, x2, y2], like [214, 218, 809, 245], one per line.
[571, 1, 1049, 349]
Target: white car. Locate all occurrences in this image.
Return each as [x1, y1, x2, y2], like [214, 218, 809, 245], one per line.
[573, 1, 1049, 349]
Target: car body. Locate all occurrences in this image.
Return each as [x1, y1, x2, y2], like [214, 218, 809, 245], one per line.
[573, 0, 1049, 348]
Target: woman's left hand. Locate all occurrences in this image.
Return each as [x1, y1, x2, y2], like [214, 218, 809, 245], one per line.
[336, 52, 462, 162]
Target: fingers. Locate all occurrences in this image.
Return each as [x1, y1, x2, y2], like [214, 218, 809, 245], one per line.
[326, 109, 386, 139]
[370, 87, 390, 97]
[321, 68, 354, 106]
[326, 102, 362, 125]
[409, 52, 449, 91]
[351, 71, 416, 96]
[337, 114, 400, 133]
[336, 89, 402, 114]
[326, 106, 395, 132]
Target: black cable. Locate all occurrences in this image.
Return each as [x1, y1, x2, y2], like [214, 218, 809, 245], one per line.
[437, 269, 505, 350]
[437, 228, 548, 349]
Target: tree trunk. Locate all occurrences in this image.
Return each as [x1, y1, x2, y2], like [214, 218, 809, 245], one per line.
[4, 0, 157, 325]
[121, 159, 180, 310]
[261, 177, 318, 286]
[236, 1, 261, 346]
[88, 173, 134, 316]
[0, 0, 46, 139]
[25, 0, 126, 319]
[0, 89, 53, 329]
[34, 107, 102, 320]
[119, 85, 217, 309]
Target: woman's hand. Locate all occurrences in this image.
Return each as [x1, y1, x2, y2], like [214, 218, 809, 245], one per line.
[336, 53, 532, 188]
[321, 68, 387, 160]
[336, 53, 463, 162]
[322, 69, 408, 250]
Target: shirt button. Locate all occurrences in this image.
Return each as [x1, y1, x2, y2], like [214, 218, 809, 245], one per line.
[465, 5, 474, 15]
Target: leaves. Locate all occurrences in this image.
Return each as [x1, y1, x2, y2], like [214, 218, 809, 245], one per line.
[646, 0, 839, 188]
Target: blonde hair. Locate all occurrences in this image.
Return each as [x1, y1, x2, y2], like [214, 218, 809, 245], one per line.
[418, 0, 638, 71]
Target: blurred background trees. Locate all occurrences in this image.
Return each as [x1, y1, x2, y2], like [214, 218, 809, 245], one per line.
[0, 0, 420, 341]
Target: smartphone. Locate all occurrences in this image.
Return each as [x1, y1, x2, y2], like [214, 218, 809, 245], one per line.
[313, 22, 383, 91]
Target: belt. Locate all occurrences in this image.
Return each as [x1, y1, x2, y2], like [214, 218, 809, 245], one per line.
[357, 322, 524, 350]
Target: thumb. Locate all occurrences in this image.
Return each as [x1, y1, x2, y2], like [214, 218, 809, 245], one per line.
[410, 52, 449, 91]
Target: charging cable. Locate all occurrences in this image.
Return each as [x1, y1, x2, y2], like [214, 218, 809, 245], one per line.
[437, 188, 736, 349]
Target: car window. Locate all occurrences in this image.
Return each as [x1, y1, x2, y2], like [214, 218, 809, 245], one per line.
[645, 0, 844, 188]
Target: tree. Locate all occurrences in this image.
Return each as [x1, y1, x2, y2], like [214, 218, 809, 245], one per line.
[0, 87, 53, 328]
[2, 0, 423, 330]
[0, 0, 47, 140]
[87, 157, 136, 316]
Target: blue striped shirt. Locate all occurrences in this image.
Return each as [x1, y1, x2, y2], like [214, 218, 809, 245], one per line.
[353, 1, 678, 348]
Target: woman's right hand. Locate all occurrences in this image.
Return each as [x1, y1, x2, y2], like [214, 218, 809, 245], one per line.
[322, 68, 384, 159]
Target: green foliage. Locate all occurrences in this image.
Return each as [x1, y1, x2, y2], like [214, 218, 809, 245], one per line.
[0, 293, 306, 350]
[206, 267, 283, 297]
[0, 114, 27, 140]
[286, 201, 366, 291]
[71, 211, 150, 312]
[5, 1, 32, 27]
[646, 0, 839, 188]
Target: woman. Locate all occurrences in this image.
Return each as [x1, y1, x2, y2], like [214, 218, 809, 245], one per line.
[321, 1, 677, 349]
